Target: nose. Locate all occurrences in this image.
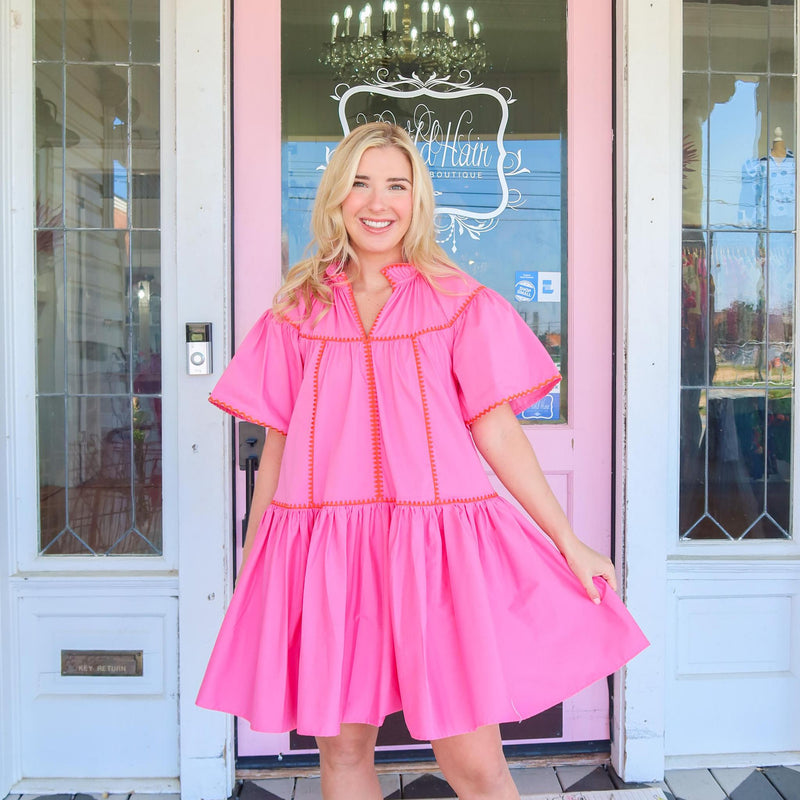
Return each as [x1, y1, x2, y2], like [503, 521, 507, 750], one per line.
[364, 186, 387, 210]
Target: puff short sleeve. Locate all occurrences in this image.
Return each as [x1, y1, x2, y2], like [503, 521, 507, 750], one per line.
[453, 287, 561, 425]
[208, 310, 303, 435]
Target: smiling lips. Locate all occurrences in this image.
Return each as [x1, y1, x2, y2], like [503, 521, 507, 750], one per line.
[362, 219, 392, 230]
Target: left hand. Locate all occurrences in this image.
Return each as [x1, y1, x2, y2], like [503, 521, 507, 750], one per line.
[562, 539, 618, 604]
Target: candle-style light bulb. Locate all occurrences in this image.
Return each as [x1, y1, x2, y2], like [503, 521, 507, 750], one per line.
[432, 0, 440, 31]
[421, 1, 429, 32]
[344, 4, 352, 35]
[331, 12, 339, 42]
[466, 6, 474, 38]
[473, 21, 480, 37]
[448, 12, 454, 36]
[364, 2, 372, 35]
[411, 25, 418, 50]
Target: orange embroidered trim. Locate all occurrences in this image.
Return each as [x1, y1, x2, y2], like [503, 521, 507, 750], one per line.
[464, 374, 562, 427]
[270, 492, 498, 510]
[382, 272, 398, 289]
[272, 498, 397, 509]
[394, 493, 497, 506]
[412, 337, 440, 502]
[307, 341, 327, 504]
[208, 396, 288, 436]
[281, 285, 487, 343]
[363, 339, 384, 499]
[371, 285, 485, 342]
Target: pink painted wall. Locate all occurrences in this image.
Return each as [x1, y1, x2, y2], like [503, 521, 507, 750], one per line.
[233, 0, 289, 757]
[233, 0, 283, 333]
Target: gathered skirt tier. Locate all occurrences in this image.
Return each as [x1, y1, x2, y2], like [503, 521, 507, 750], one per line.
[196, 497, 648, 741]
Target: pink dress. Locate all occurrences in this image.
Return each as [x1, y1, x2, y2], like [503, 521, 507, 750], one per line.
[196, 263, 648, 740]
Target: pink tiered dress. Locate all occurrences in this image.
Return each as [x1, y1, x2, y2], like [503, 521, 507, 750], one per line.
[196, 263, 648, 740]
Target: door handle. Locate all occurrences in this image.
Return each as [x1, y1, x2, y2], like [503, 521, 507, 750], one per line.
[238, 421, 266, 544]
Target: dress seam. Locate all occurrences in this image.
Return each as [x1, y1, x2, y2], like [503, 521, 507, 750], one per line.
[412, 336, 440, 502]
[363, 340, 384, 499]
[308, 340, 327, 504]
[270, 493, 498, 509]
[208, 396, 288, 436]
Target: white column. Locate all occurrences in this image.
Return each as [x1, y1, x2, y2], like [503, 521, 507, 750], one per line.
[612, 0, 683, 782]
[175, 1, 235, 798]
[0, 0, 36, 793]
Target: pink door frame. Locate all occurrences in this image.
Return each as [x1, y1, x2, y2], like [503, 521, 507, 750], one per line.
[230, 0, 613, 759]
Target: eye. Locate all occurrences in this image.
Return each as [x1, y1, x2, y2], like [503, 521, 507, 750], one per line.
[390, 182, 409, 191]
[352, 180, 368, 188]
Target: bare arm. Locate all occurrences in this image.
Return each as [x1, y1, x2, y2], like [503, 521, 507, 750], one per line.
[470, 403, 617, 603]
[239, 428, 286, 576]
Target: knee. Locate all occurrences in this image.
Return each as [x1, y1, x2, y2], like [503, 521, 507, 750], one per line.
[455, 756, 510, 795]
[317, 726, 376, 771]
[436, 748, 514, 798]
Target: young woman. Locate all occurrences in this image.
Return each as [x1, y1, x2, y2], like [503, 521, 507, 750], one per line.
[197, 122, 647, 800]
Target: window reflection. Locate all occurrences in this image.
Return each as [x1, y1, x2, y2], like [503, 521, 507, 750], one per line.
[680, 0, 795, 541]
[282, 0, 567, 421]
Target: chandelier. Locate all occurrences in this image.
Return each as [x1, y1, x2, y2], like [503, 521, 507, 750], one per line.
[321, 2, 489, 82]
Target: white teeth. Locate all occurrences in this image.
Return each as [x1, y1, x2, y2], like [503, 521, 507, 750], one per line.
[362, 219, 391, 229]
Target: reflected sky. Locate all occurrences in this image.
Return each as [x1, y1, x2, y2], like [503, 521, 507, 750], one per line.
[283, 137, 565, 421]
[282, 138, 563, 304]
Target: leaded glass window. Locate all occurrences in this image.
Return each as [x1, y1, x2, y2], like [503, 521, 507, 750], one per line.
[34, 0, 162, 555]
[681, 0, 796, 540]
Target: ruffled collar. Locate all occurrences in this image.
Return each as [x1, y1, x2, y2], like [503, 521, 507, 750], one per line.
[324, 262, 419, 287]
[324, 263, 349, 285]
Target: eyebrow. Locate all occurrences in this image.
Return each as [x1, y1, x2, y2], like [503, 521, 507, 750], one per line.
[354, 174, 412, 184]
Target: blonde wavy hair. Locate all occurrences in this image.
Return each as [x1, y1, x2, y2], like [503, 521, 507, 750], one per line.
[273, 122, 463, 319]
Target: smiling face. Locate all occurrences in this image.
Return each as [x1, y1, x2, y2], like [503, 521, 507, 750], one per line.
[341, 145, 414, 271]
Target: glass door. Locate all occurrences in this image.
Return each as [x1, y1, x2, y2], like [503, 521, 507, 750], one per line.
[232, 0, 614, 765]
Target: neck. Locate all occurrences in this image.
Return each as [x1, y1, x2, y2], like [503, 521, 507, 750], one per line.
[346, 254, 403, 288]
[772, 141, 787, 159]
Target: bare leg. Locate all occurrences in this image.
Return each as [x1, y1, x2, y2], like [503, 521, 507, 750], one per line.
[316, 723, 382, 800]
[431, 724, 520, 800]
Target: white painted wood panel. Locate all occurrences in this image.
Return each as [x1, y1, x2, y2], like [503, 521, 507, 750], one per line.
[17, 592, 178, 778]
[174, 0, 234, 797]
[676, 595, 792, 676]
[666, 569, 800, 759]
